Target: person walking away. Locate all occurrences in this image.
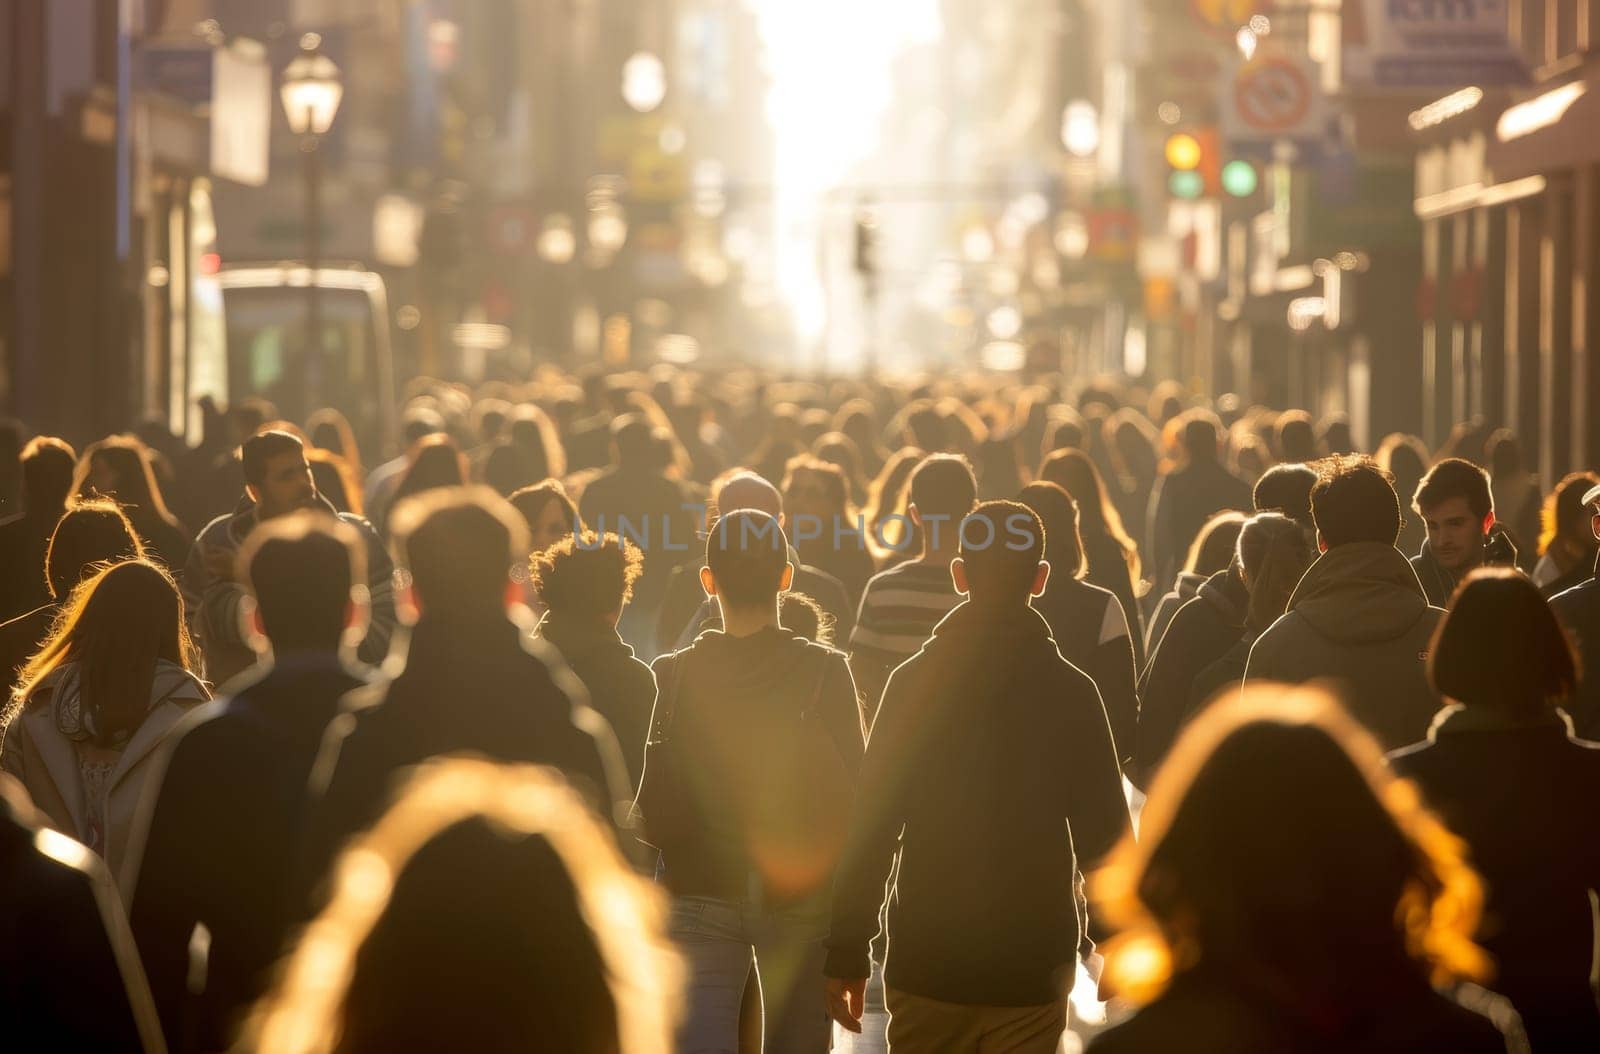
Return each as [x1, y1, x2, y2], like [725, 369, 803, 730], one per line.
[1086, 688, 1520, 1054]
[1144, 510, 1245, 660]
[637, 510, 863, 1054]
[1, 560, 209, 895]
[533, 532, 656, 794]
[782, 455, 876, 608]
[73, 436, 193, 576]
[127, 513, 374, 1052]
[1039, 448, 1147, 666]
[849, 454, 977, 722]
[182, 430, 396, 687]
[0, 436, 75, 621]
[1487, 430, 1542, 570]
[1245, 456, 1444, 750]
[1410, 458, 1518, 608]
[1390, 570, 1600, 1052]
[1146, 412, 1252, 596]
[825, 500, 1130, 1054]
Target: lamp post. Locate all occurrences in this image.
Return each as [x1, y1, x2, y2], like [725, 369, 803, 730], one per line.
[280, 34, 343, 415]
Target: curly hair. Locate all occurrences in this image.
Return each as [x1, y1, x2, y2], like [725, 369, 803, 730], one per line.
[531, 532, 644, 620]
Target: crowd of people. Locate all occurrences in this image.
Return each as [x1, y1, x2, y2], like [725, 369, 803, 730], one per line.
[0, 366, 1597, 1052]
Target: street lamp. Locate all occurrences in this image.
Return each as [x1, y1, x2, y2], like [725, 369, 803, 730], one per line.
[280, 34, 343, 414]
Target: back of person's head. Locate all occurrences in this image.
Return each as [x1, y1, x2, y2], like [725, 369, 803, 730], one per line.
[391, 487, 529, 619]
[610, 414, 655, 471]
[399, 405, 448, 447]
[43, 500, 146, 601]
[246, 760, 678, 1054]
[782, 455, 851, 515]
[1319, 415, 1354, 456]
[307, 449, 360, 515]
[73, 436, 169, 519]
[1275, 410, 1318, 463]
[508, 480, 580, 545]
[957, 499, 1044, 605]
[1236, 513, 1316, 632]
[20, 437, 76, 518]
[12, 559, 195, 746]
[1412, 457, 1493, 521]
[1185, 511, 1247, 578]
[306, 408, 361, 468]
[396, 435, 467, 503]
[908, 453, 978, 527]
[238, 511, 364, 655]
[1093, 688, 1486, 1003]
[711, 470, 783, 520]
[1486, 429, 1523, 477]
[1375, 433, 1429, 491]
[483, 442, 537, 497]
[1180, 412, 1221, 463]
[1252, 463, 1318, 528]
[779, 592, 832, 645]
[705, 510, 789, 610]
[1431, 569, 1577, 716]
[1017, 481, 1085, 580]
[532, 532, 643, 622]
[509, 405, 565, 480]
[1311, 455, 1401, 549]
[242, 430, 307, 489]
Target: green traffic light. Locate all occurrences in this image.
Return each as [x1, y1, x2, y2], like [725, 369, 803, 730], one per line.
[1222, 160, 1259, 197]
[1169, 170, 1204, 199]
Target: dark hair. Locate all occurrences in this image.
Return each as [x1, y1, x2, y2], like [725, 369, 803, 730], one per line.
[1486, 429, 1523, 477]
[239, 511, 364, 654]
[1186, 511, 1247, 577]
[20, 436, 76, 518]
[43, 500, 146, 601]
[306, 407, 362, 473]
[958, 499, 1044, 601]
[908, 453, 978, 526]
[706, 510, 789, 609]
[1236, 513, 1315, 632]
[483, 442, 539, 497]
[307, 449, 361, 515]
[242, 431, 307, 489]
[72, 435, 180, 527]
[1275, 411, 1317, 463]
[1039, 448, 1141, 581]
[1412, 457, 1492, 522]
[1375, 434, 1429, 493]
[1430, 569, 1578, 715]
[391, 487, 530, 616]
[1253, 463, 1318, 528]
[400, 406, 447, 446]
[779, 592, 833, 646]
[610, 414, 655, 471]
[508, 406, 566, 481]
[1541, 471, 1600, 554]
[1017, 481, 1086, 580]
[1311, 455, 1400, 548]
[508, 481, 581, 544]
[782, 455, 852, 515]
[1180, 412, 1221, 463]
[531, 533, 643, 620]
[393, 435, 468, 509]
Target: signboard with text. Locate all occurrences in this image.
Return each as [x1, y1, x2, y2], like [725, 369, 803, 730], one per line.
[1343, 0, 1527, 88]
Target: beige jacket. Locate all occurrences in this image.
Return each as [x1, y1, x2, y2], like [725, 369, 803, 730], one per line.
[1, 660, 209, 898]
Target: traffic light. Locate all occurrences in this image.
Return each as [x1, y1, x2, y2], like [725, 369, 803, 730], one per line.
[1164, 128, 1222, 198]
[1222, 159, 1260, 198]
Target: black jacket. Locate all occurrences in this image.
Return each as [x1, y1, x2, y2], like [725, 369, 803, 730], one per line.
[1551, 569, 1600, 738]
[1390, 706, 1600, 1051]
[537, 613, 657, 794]
[1082, 530, 1146, 669]
[1135, 568, 1248, 785]
[0, 509, 56, 622]
[1410, 528, 1521, 608]
[825, 603, 1129, 1006]
[2, 779, 165, 1053]
[1148, 459, 1252, 593]
[300, 615, 630, 907]
[1145, 570, 1206, 661]
[1247, 543, 1443, 751]
[1031, 578, 1138, 767]
[637, 626, 863, 904]
[128, 653, 369, 1052]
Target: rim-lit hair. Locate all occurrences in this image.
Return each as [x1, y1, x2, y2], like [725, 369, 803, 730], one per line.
[1092, 686, 1487, 1005]
[245, 759, 680, 1054]
[532, 532, 644, 620]
[72, 435, 179, 525]
[1431, 568, 1578, 715]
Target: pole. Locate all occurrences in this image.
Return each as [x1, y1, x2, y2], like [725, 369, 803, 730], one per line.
[304, 119, 324, 416]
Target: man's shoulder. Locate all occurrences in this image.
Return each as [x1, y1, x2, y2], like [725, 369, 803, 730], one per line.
[1551, 576, 1599, 616]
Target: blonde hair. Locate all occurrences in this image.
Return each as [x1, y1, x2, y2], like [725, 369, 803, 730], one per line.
[246, 758, 679, 1054]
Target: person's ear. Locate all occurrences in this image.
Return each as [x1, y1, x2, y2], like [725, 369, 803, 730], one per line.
[1316, 531, 1328, 554]
[908, 502, 923, 527]
[779, 562, 795, 592]
[503, 579, 521, 611]
[699, 565, 717, 598]
[951, 557, 969, 596]
[241, 595, 269, 655]
[1482, 511, 1496, 536]
[1031, 560, 1051, 598]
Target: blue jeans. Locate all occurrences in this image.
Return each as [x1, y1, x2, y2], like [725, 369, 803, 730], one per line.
[670, 894, 833, 1054]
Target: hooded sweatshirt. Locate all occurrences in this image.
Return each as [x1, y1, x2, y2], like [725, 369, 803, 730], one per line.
[638, 626, 863, 905]
[537, 613, 656, 793]
[1246, 542, 1443, 750]
[1145, 570, 1207, 659]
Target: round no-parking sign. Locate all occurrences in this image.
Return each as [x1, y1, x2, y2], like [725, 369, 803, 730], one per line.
[1227, 53, 1323, 142]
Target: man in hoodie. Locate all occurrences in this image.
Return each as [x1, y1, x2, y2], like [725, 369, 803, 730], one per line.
[129, 512, 374, 1052]
[299, 487, 629, 906]
[637, 509, 863, 1053]
[824, 500, 1129, 1053]
[1245, 455, 1444, 749]
[1409, 457, 1517, 608]
[182, 430, 396, 687]
[1550, 482, 1600, 738]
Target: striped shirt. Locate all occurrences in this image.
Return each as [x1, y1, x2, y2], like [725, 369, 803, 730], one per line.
[848, 561, 962, 719]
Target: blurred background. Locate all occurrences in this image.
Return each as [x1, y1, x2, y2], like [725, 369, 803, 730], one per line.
[0, 0, 1594, 478]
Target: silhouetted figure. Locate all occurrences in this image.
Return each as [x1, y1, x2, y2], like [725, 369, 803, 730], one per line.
[1089, 689, 1518, 1054]
[1551, 482, 1600, 737]
[1533, 472, 1599, 597]
[383, 433, 468, 537]
[1487, 429, 1541, 570]
[1251, 461, 1318, 530]
[638, 509, 862, 1054]
[306, 406, 363, 480]
[1148, 413, 1252, 596]
[1144, 510, 1245, 660]
[533, 532, 655, 794]
[248, 761, 678, 1054]
[128, 514, 373, 1052]
[1410, 458, 1518, 607]
[1274, 409, 1318, 463]
[362, 405, 447, 530]
[825, 500, 1129, 1053]
[782, 454, 876, 607]
[182, 430, 396, 687]
[1391, 571, 1600, 1052]
[74, 436, 193, 575]
[1245, 456, 1445, 750]
[1376, 433, 1430, 561]
[1040, 448, 1147, 666]
[850, 454, 978, 720]
[1, 773, 166, 1053]
[1019, 481, 1138, 767]
[2, 560, 209, 894]
[0, 436, 76, 621]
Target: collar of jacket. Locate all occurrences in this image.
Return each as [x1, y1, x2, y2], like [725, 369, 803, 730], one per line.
[927, 599, 1055, 649]
[1196, 567, 1249, 628]
[1425, 701, 1573, 741]
[537, 612, 634, 661]
[1412, 539, 1455, 598]
[226, 493, 344, 544]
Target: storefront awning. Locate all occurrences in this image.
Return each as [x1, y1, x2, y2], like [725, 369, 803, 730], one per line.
[1488, 78, 1600, 182]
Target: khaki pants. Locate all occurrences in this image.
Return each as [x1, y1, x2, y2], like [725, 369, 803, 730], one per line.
[885, 988, 1065, 1054]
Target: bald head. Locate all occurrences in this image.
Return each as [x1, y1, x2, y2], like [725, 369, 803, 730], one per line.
[715, 471, 783, 520]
